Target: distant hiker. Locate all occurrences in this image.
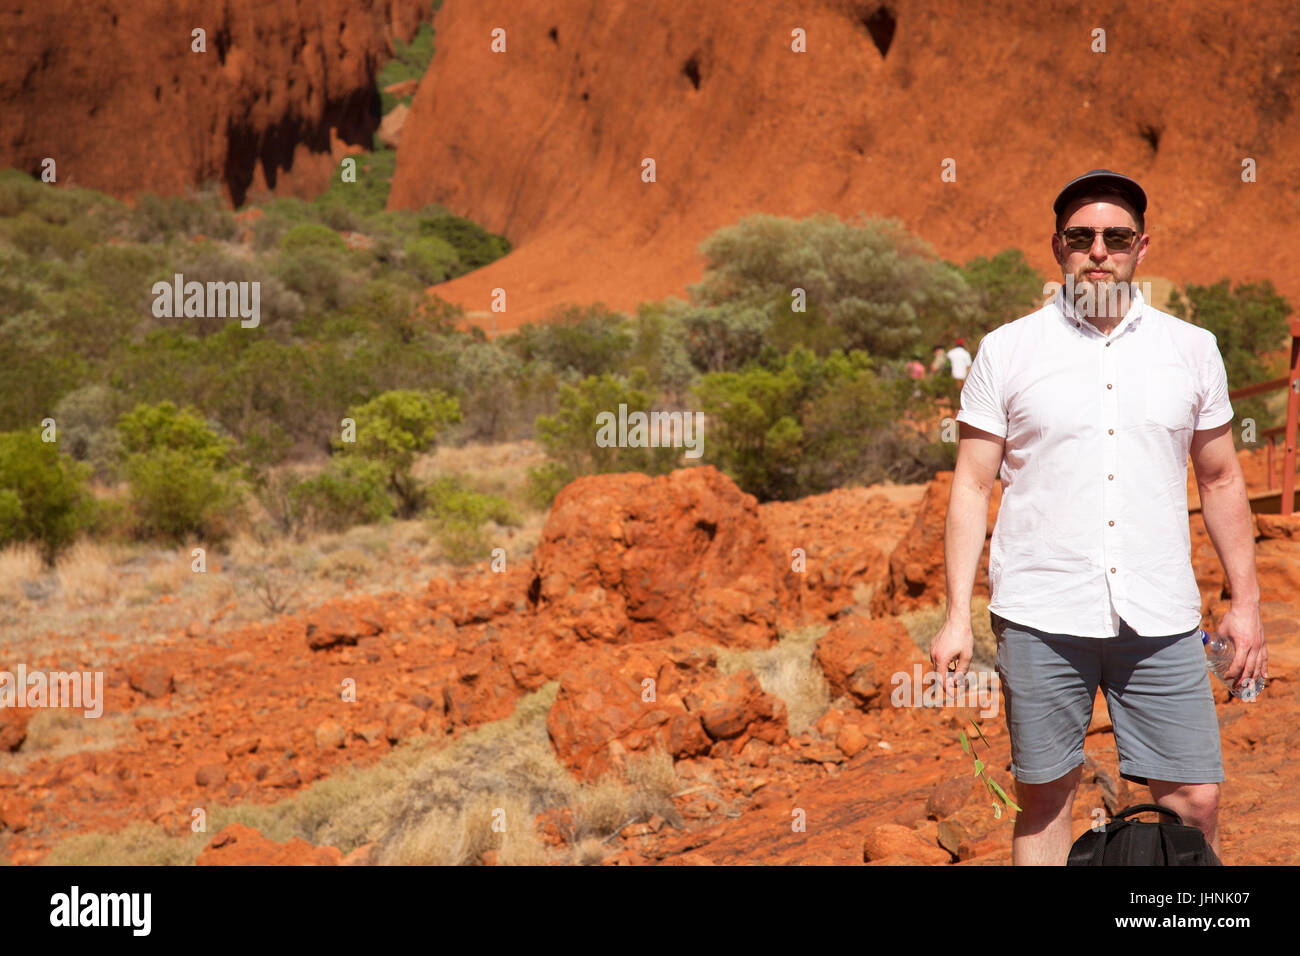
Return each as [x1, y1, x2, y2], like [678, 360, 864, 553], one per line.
[905, 355, 926, 380]
[947, 338, 973, 380]
[929, 168, 1265, 866]
[930, 345, 949, 375]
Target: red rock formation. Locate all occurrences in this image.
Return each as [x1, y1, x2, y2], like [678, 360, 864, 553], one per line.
[876, 471, 1001, 615]
[390, 0, 1300, 330]
[1, 0, 432, 204]
[530, 466, 783, 646]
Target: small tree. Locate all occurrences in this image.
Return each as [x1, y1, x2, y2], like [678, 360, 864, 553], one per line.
[528, 372, 685, 506]
[0, 429, 94, 563]
[1167, 280, 1292, 432]
[335, 389, 461, 516]
[116, 401, 241, 541]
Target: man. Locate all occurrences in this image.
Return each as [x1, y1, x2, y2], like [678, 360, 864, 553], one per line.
[929, 169, 1267, 865]
[947, 338, 973, 381]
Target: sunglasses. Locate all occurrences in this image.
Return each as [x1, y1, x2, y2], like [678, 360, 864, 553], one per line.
[1059, 225, 1139, 251]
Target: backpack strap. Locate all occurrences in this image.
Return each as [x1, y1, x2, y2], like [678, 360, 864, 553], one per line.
[1089, 818, 1128, 866]
[1160, 823, 1183, 865]
[1112, 803, 1184, 826]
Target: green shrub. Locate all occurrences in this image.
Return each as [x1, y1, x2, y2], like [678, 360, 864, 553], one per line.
[335, 389, 462, 516]
[280, 223, 348, 255]
[377, 15, 439, 114]
[128, 187, 237, 242]
[0, 429, 94, 562]
[0, 215, 94, 260]
[1167, 279, 1293, 431]
[288, 457, 395, 533]
[403, 235, 459, 284]
[957, 249, 1045, 334]
[425, 474, 519, 565]
[504, 305, 635, 379]
[116, 401, 241, 541]
[694, 347, 944, 500]
[311, 150, 399, 218]
[531, 372, 682, 503]
[688, 213, 979, 358]
[417, 214, 510, 272]
[52, 385, 130, 482]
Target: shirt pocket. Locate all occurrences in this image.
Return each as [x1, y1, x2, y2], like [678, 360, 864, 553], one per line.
[1143, 366, 1196, 431]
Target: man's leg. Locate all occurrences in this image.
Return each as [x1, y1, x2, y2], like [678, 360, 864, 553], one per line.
[993, 612, 1099, 866]
[1104, 622, 1226, 860]
[1148, 779, 1222, 861]
[1012, 764, 1083, 865]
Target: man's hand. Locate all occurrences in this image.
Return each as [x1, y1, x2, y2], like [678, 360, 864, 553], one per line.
[1216, 601, 1267, 692]
[930, 615, 975, 696]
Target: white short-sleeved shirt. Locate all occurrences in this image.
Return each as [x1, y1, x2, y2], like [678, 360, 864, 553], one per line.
[956, 287, 1233, 637]
[947, 346, 973, 379]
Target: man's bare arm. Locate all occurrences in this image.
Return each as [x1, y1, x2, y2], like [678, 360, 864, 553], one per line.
[931, 422, 1004, 688]
[945, 424, 1005, 622]
[1190, 422, 1266, 687]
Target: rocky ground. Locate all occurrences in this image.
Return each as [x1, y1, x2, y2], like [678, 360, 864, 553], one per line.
[1, 448, 1296, 865]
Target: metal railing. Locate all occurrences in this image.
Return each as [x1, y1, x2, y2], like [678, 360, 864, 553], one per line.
[1227, 317, 1300, 516]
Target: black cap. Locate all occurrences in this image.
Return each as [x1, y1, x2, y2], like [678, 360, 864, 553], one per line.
[1053, 169, 1147, 222]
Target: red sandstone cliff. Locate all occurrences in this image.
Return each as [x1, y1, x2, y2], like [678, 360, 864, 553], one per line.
[1, 0, 432, 204]
[389, 0, 1300, 329]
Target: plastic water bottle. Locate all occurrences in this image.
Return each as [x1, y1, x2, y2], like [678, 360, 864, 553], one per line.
[1200, 629, 1265, 701]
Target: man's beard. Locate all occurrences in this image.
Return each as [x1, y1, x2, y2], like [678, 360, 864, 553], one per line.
[1066, 268, 1133, 319]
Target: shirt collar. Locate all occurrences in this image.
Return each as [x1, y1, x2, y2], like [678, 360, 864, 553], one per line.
[1055, 282, 1145, 339]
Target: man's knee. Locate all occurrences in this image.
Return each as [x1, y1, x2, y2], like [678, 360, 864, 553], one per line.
[1016, 764, 1082, 815]
[1153, 781, 1220, 821]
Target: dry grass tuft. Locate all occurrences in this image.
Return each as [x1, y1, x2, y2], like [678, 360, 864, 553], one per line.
[716, 624, 832, 736]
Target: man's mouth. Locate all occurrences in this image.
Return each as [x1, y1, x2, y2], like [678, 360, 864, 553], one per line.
[1086, 270, 1111, 279]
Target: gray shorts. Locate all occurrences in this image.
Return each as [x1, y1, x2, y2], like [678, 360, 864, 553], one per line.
[992, 612, 1224, 786]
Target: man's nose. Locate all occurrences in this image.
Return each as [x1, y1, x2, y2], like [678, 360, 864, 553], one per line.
[1089, 235, 1109, 259]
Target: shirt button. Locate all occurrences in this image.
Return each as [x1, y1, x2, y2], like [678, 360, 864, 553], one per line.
[1108, 428, 1114, 435]
[1107, 383, 1113, 389]
[1109, 520, 1115, 526]
[1110, 567, 1116, 573]
[1108, 474, 1114, 480]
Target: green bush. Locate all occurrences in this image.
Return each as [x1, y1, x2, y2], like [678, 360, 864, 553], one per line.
[688, 213, 979, 358]
[0, 430, 94, 561]
[1167, 279, 1293, 432]
[52, 385, 130, 482]
[280, 223, 348, 255]
[287, 457, 395, 533]
[416, 214, 511, 272]
[377, 13, 440, 114]
[504, 304, 635, 379]
[425, 474, 518, 565]
[0, 215, 94, 260]
[116, 401, 241, 541]
[128, 187, 237, 243]
[311, 150, 399, 218]
[335, 389, 462, 516]
[403, 235, 459, 284]
[957, 249, 1045, 333]
[530, 372, 682, 504]
[694, 347, 944, 501]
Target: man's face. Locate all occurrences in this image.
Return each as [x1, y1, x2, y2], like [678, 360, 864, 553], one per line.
[1051, 198, 1149, 305]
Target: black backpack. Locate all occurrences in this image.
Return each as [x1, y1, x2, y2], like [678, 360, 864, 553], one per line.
[1067, 804, 1221, 866]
